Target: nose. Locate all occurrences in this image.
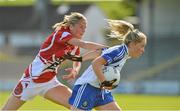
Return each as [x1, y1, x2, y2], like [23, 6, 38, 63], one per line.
[141, 48, 145, 54]
[82, 28, 86, 33]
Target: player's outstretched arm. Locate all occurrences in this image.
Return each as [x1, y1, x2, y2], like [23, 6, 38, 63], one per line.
[82, 49, 102, 61]
[68, 38, 109, 50]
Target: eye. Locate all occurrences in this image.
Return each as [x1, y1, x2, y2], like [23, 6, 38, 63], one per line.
[81, 24, 85, 28]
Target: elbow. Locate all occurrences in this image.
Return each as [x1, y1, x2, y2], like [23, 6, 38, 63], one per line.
[92, 59, 102, 70]
[79, 42, 88, 49]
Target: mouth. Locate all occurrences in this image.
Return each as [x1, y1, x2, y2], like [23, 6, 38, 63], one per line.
[80, 32, 84, 36]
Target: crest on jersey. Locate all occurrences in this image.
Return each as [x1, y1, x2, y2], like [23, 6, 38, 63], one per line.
[81, 100, 88, 108]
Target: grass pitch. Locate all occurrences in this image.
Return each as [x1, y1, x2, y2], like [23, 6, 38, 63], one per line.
[0, 91, 180, 110]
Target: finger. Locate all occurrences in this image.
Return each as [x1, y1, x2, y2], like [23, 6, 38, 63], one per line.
[67, 79, 76, 85]
[72, 73, 76, 78]
[62, 75, 70, 80]
[64, 68, 73, 72]
[62, 74, 73, 80]
[110, 79, 117, 84]
[67, 79, 73, 83]
[63, 73, 76, 80]
[112, 85, 118, 89]
[102, 86, 113, 90]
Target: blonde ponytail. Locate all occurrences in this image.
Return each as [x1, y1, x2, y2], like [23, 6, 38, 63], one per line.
[107, 19, 146, 45]
[107, 19, 134, 41]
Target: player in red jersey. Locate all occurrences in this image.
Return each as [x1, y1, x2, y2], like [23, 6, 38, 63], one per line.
[2, 12, 108, 110]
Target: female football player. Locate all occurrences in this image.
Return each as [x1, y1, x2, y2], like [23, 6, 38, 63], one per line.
[69, 20, 147, 110]
[2, 12, 108, 110]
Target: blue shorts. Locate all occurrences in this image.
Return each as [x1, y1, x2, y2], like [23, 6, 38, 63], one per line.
[69, 83, 114, 110]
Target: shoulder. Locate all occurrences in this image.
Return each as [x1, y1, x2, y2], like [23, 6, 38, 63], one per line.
[54, 29, 73, 42]
[102, 44, 125, 55]
[101, 44, 128, 65]
[60, 31, 72, 40]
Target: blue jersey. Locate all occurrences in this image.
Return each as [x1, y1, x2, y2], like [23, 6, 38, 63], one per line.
[75, 44, 130, 87]
[102, 43, 128, 65]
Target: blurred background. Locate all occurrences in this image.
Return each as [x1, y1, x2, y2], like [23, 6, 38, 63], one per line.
[0, 0, 180, 109]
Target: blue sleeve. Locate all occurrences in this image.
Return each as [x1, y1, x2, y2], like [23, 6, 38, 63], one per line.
[101, 45, 126, 65]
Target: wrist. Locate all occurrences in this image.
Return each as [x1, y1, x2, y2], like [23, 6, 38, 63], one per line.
[73, 69, 78, 75]
[100, 77, 106, 83]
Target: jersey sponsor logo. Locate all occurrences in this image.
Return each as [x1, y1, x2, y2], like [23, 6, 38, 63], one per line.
[81, 100, 88, 109]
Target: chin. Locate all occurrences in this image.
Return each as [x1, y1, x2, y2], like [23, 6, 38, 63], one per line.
[133, 56, 139, 58]
[77, 35, 82, 39]
[132, 55, 140, 58]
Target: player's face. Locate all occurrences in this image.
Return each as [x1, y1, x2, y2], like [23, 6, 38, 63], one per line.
[130, 38, 147, 58]
[70, 19, 87, 39]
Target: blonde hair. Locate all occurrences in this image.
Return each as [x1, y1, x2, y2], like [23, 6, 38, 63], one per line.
[53, 12, 87, 30]
[107, 19, 146, 45]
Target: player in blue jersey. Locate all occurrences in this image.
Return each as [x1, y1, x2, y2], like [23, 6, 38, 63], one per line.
[67, 20, 147, 110]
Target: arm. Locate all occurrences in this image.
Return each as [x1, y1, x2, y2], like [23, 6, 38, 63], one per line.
[63, 49, 101, 80]
[82, 49, 102, 61]
[64, 48, 103, 62]
[67, 38, 108, 50]
[92, 56, 107, 83]
[92, 54, 118, 90]
[63, 49, 102, 80]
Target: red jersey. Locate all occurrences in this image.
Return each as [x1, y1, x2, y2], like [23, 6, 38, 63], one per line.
[23, 28, 80, 83]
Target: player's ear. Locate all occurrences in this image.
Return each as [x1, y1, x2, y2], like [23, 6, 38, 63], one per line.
[128, 41, 135, 48]
[69, 24, 74, 30]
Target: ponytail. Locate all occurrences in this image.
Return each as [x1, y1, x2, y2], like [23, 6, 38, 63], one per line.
[107, 19, 146, 45]
[107, 19, 134, 40]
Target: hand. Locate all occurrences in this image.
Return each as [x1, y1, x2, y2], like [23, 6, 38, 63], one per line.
[100, 79, 118, 90]
[62, 68, 78, 80]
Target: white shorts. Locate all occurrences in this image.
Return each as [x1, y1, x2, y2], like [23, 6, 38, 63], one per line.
[12, 76, 62, 101]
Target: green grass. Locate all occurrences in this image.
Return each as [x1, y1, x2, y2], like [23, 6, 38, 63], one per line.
[114, 94, 180, 110]
[1, 91, 180, 110]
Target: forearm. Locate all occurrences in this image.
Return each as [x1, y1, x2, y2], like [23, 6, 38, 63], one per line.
[92, 59, 106, 83]
[83, 41, 108, 50]
[68, 38, 109, 50]
[82, 49, 102, 61]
